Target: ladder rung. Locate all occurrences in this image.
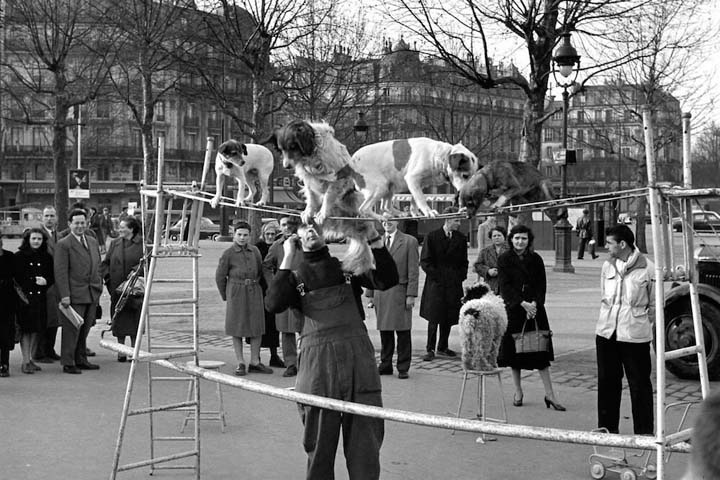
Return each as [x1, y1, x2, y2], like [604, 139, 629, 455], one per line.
[153, 278, 194, 283]
[152, 376, 196, 381]
[665, 345, 703, 360]
[149, 298, 197, 306]
[154, 436, 196, 441]
[149, 312, 194, 317]
[150, 344, 196, 350]
[117, 450, 198, 471]
[152, 465, 197, 470]
[129, 400, 196, 416]
[137, 349, 197, 361]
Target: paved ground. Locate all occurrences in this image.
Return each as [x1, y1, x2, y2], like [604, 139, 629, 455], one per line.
[0, 237, 715, 479]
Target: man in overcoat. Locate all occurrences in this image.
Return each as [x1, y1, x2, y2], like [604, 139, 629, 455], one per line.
[54, 208, 103, 374]
[420, 206, 468, 361]
[35, 205, 61, 363]
[367, 217, 419, 379]
[262, 215, 304, 377]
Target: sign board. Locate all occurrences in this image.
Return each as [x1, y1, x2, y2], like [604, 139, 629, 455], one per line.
[127, 202, 138, 216]
[553, 149, 577, 165]
[68, 168, 90, 199]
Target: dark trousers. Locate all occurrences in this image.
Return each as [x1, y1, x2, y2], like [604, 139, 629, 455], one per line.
[426, 321, 451, 353]
[36, 326, 59, 358]
[1, 348, 9, 365]
[61, 303, 95, 367]
[379, 330, 411, 373]
[596, 334, 654, 434]
[577, 237, 596, 259]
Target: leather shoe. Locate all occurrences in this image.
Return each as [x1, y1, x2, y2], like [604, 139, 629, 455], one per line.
[77, 362, 100, 370]
[86, 348, 96, 357]
[398, 371, 409, 379]
[269, 355, 286, 368]
[437, 348, 457, 357]
[283, 365, 297, 377]
[378, 366, 393, 375]
[63, 365, 82, 374]
[235, 364, 246, 376]
[422, 351, 435, 361]
[248, 363, 273, 374]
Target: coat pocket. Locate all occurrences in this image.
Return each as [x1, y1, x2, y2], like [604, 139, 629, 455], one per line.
[627, 307, 652, 339]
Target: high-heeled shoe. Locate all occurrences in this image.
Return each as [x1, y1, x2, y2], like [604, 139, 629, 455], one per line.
[544, 396, 566, 411]
[513, 394, 523, 407]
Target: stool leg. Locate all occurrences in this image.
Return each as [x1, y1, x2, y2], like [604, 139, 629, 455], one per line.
[453, 371, 470, 435]
[497, 372, 508, 424]
[216, 380, 226, 433]
[181, 378, 195, 433]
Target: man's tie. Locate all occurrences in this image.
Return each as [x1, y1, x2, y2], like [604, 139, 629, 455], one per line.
[385, 235, 391, 249]
[81, 235, 88, 250]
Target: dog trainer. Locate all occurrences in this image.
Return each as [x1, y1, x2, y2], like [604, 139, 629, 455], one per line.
[266, 223, 398, 480]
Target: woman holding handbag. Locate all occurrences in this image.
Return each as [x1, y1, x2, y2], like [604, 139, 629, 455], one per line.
[101, 216, 143, 362]
[497, 224, 565, 411]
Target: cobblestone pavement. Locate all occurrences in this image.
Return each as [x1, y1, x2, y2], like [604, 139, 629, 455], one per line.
[151, 329, 710, 403]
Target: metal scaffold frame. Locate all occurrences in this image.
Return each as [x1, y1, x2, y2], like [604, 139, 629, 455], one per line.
[100, 110, 713, 479]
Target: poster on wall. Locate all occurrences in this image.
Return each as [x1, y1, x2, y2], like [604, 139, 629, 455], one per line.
[68, 169, 90, 199]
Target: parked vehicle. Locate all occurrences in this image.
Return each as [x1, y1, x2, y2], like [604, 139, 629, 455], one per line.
[663, 242, 720, 380]
[671, 210, 720, 232]
[0, 207, 43, 237]
[167, 217, 220, 241]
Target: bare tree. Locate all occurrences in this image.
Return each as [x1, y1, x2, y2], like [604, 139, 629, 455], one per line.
[100, 0, 196, 185]
[385, 0, 663, 168]
[1, 0, 113, 224]
[692, 122, 720, 188]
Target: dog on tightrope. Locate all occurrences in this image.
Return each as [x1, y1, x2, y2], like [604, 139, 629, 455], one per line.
[209, 140, 274, 209]
[459, 160, 566, 223]
[265, 120, 374, 275]
[349, 138, 479, 218]
[459, 282, 507, 372]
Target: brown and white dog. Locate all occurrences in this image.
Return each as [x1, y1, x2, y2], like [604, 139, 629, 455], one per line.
[209, 140, 274, 209]
[459, 160, 566, 223]
[349, 138, 479, 218]
[265, 120, 373, 275]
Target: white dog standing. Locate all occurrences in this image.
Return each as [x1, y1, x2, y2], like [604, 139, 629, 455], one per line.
[209, 140, 274, 209]
[349, 138, 479, 217]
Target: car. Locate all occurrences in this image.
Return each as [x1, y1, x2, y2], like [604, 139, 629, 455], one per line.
[167, 217, 220, 241]
[672, 210, 720, 232]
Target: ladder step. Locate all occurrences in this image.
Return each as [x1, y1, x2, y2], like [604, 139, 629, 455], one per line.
[665, 428, 693, 444]
[152, 465, 197, 470]
[153, 376, 197, 381]
[153, 278, 194, 283]
[150, 344, 196, 350]
[137, 349, 197, 361]
[149, 298, 197, 306]
[117, 450, 198, 471]
[154, 436, 196, 441]
[665, 345, 703, 361]
[149, 312, 194, 317]
[129, 400, 197, 416]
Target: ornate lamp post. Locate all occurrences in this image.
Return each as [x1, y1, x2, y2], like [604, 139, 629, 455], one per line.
[353, 111, 370, 149]
[552, 31, 580, 273]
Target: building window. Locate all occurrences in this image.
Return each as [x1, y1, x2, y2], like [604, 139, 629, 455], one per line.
[543, 128, 554, 142]
[96, 101, 110, 118]
[96, 164, 110, 181]
[32, 127, 48, 149]
[576, 110, 584, 122]
[184, 132, 197, 151]
[132, 163, 142, 181]
[155, 101, 166, 121]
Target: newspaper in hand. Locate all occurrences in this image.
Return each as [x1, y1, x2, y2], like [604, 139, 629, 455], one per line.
[59, 304, 85, 329]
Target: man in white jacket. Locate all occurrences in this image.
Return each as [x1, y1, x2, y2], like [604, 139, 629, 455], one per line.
[596, 224, 654, 435]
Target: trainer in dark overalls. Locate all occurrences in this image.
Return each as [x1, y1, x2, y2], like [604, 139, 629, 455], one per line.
[266, 222, 398, 480]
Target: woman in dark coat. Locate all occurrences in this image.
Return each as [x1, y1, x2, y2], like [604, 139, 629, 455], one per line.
[255, 220, 283, 367]
[0, 236, 17, 377]
[13, 228, 54, 374]
[497, 224, 565, 411]
[101, 216, 143, 362]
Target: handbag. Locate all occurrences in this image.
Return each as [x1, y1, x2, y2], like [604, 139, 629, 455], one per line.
[13, 279, 29, 306]
[96, 304, 103, 320]
[512, 318, 552, 354]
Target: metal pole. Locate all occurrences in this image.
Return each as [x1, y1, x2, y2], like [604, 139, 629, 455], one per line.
[642, 107, 668, 479]
[682, 113, 692, 188]
[553, 85, 574, 273]
[77, 107, 82, 169]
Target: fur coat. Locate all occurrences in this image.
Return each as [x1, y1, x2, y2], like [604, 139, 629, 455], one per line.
[459, 294, 507, 371]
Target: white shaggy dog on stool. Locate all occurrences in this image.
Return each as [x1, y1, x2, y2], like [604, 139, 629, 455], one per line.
[266, 119, 374, 275]
[459, 283, 507, 372]
[349, 137, 479, 218]
[209, 139, 274, 208]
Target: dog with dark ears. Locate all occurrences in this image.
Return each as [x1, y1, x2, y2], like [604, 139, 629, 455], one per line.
[264, 120, 374, 275]
[459, 282, 508, 372]
[459, 160, 566, 223]
[209, 139, 274, 209]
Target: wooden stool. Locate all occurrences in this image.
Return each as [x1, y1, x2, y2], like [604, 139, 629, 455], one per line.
[181, 360, 227, 433]
[453, 368, 508, 443]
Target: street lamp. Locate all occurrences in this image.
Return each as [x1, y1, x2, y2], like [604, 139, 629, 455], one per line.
[353, 111, 370, 148]
[552, 31, 581, 273]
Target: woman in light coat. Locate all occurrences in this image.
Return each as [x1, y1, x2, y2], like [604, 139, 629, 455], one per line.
[216, 221, 270, 376]
[473, 225, 508, 294]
